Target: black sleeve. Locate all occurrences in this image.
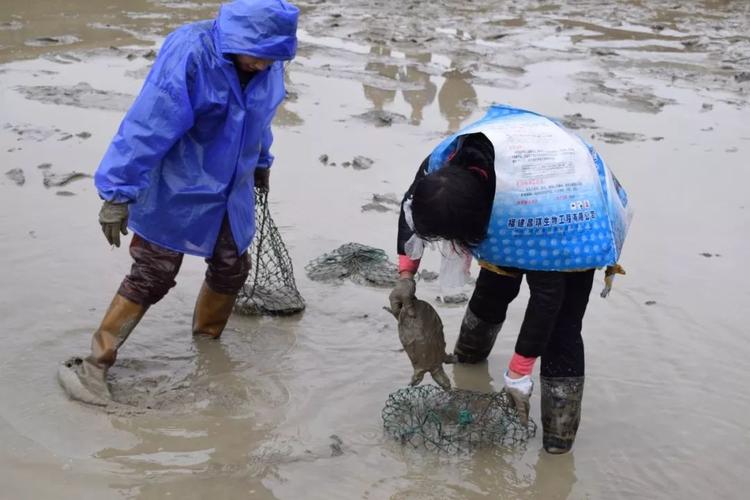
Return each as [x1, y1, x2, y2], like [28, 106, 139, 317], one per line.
[396, 133, 495, 256]
[397, 155, 430, 255]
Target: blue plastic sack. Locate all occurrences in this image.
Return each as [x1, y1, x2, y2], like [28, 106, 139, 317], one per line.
[428, 105, 632, 271]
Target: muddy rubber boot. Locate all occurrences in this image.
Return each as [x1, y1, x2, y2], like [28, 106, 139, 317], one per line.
[541, 376, 585, 454]
[453, 307, 503, 363]
[58, 294, 147, 405]
[192, 282, 237, 339]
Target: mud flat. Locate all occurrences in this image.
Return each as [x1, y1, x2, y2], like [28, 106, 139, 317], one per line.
[1, 1, 749, 499]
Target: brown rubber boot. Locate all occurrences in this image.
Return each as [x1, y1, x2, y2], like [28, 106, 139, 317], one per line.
[59, 294, 147, 405]
[91, 294, 148, 367]
[192, 282, 237, 338]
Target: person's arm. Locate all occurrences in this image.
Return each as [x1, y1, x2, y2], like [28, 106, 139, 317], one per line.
[396, 155, 431, 277]
[254, 125, 274, 191]
[94, 40, 197, 203]
[257, 126, 274, 169]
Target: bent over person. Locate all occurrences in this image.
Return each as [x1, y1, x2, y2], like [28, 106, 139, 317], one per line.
[60, 0, 299, 404]
[389, 105, 631, 454]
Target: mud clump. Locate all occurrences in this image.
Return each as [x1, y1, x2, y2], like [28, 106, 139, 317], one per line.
[361, 192, 400, 213]
[437, 293, 469, 305]
[699, 252, 721, 258]
[0, 21, 23, 31]
[354, 109, 407, 127]
[43, 170, 90, 187]
[329, 434, 344, 457]
[352, 155, 373, 170]
[591, 131, 648, 144]
[24, 35, 81, 47]
[567, 74, 677, 114]
[15, 82, 134, 112]
[417, 269, 438, 282]
[561, 113, 598, 130]
[108, 357, 249, 412]
[5, 168, 25, 186]
[322, 155, 375, 171]
[361, 202, 392, 213]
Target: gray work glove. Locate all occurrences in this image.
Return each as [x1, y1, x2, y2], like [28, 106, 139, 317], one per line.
[504, 370, 533, 426]
[255, 168, 270, 192]
[389, 277, 416, 317]
[98, 200, 129, 247]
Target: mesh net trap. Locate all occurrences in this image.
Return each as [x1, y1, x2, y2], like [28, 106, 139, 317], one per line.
[235, 188, 306, 315]
[382, 385, 537, 453]
[305, 242, 399, 287]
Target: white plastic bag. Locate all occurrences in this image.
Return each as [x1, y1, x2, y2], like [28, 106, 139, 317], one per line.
[438, 241, 471, 297]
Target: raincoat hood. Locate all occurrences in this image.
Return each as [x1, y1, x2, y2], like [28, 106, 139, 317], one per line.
[216, 0, 299, 61]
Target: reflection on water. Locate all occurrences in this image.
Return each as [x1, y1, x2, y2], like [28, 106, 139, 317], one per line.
[362, 45, 398, 111]
[452, 360, 496, 393]
[525, 451, 577, 500]
[399, 52, 437, 125]
[438, 67, 478, 132]
[362, 45, 477, 131]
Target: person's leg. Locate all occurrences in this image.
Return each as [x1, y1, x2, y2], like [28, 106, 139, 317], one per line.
[540, 270, 594, 454]
[193, 218, 251, 338]
[454, 268, 522, 363]
[503, 271, 567, 425]
[92, 234, 184, 366]
[514, 271, 568, 358]
[60, 234, 183, 404]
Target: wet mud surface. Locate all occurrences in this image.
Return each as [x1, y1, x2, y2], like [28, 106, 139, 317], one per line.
[1, 0, 750, 499]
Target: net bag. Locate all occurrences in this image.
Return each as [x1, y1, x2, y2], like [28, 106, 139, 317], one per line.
[234, 188, 305, 315]
[305, 243, 399, 287]
[382, 385, 537, 453]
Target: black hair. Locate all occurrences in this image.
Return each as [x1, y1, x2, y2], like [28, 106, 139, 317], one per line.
[411, 164, 493, 249]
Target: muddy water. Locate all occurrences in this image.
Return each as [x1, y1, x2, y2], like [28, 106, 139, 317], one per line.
[1, 0, 749, 498]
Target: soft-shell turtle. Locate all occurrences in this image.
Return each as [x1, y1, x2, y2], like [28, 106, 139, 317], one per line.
[386, 298, 456, 390]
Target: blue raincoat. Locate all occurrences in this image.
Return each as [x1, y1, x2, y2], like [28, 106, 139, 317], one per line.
[94, 0, 299, 257]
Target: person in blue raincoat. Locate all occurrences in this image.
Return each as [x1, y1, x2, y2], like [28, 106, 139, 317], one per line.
[59, 0, 299, 405]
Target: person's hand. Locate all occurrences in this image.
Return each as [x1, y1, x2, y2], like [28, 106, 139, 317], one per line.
[504, 370, 533, 426]
[255, 168, 270, 192]
[98, 201, 129, 247]
[389, 276, 416, 317]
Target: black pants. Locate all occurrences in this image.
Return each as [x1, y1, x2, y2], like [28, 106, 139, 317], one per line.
[468, 268, 595, 378]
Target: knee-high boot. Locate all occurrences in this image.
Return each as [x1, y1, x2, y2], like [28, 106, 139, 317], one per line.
[453, 307, 503, 363]
[59, 294, 147, 405]
[540, 376, 585, 454]
[192, 282, 237, 339]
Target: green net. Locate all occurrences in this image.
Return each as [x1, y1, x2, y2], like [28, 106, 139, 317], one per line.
[305, 243, 399, 287]
[382, 385, 537, 453]
[234, 188, 305, 315]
